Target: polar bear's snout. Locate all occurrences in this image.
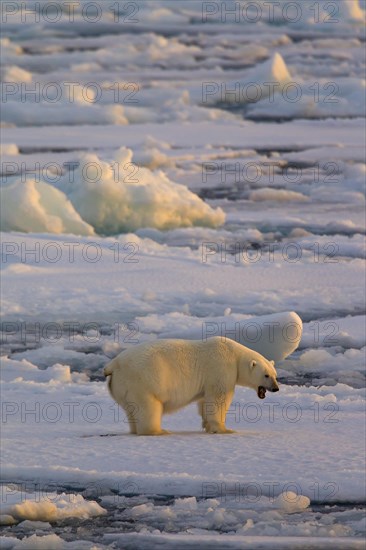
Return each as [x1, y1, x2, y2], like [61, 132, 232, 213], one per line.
[257, 380, 279, 399]
[257, 371, 279, 399]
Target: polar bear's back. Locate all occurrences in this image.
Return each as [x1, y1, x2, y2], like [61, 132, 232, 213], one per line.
[113, 339, 207, 384]
[106, 337, 239, 374]
[111, 337, 234, 371]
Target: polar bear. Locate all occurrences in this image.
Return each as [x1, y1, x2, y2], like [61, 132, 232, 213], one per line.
[104, 337, 279, 435]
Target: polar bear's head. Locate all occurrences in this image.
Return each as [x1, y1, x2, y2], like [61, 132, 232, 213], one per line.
[249, 357, 279, 399]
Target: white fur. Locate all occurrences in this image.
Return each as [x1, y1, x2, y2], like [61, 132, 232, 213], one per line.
[104, 337, 279, 435]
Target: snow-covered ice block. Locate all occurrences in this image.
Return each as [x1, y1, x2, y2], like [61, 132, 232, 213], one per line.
[0, 487, 106, 525]
[235, 311, 303, 361]
[161, 311, 303, 362]
[0, 179, 94, 236]
[56, 147, 225, 234]
[0, 143, 18, 156]
[199, 52, 292, 105]
[1, 148, 225, 234]
[274, 491, 310, 513]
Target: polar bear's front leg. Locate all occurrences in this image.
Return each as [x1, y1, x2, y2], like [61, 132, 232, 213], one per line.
[197, 399, 208, 431]
[202, 390, 236, 434]
[128, 420, 137, 434]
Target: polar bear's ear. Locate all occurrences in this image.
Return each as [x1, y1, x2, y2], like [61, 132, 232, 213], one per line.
[250, 360, 257, 369]
[270, 360, 275, 366]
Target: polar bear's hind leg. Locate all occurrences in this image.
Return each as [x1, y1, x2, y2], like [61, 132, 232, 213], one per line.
[135, 395, 167, 436]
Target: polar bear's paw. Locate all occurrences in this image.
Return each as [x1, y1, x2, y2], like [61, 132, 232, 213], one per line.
[137, 429, 171, 436]
[205, 424, 237, 434]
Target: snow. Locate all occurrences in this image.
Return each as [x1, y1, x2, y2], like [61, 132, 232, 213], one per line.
[2, 119, 362, 151]
[1, 356, 365, 502]
[1, 0, 365, 546]
[1, 233, 364, 325]
[0, 534, 97, 549]
[102, 532, 366, 549]
[293, 348, 366, 388]
[301, 315, 366, 349]
[247, 77, 366, 120]
[2, 101, 129, 127]
[249, 188, 309, 202]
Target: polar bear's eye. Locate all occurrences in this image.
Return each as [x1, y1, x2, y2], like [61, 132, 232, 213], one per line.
[265, 375, 269, 378]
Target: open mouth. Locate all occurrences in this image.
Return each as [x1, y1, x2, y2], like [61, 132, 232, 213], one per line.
[257, 386, 266, 399]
